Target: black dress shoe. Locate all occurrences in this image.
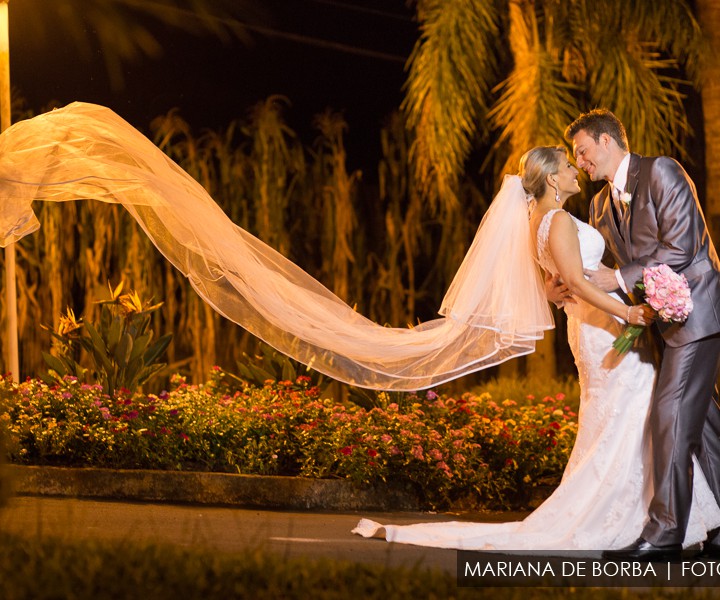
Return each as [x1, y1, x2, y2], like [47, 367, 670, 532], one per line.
[699, 529, 720, 558]
[602, 537, 682, 562]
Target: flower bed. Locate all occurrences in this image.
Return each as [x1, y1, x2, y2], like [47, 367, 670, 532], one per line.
[0, 370, 578, 510]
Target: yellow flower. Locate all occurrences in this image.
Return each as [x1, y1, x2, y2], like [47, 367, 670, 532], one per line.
[108, 280, 125, 301]
[119, 290, 144, 314]
[118, 289, 164, 314]
[57, 308, 82, 336]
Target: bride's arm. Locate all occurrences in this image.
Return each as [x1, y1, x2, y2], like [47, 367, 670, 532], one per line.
[547, 211, 652, 326]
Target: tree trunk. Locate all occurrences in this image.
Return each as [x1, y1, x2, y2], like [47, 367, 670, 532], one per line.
[697, 0, 720, 245]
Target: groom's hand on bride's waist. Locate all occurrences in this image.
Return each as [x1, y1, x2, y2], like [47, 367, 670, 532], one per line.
[584, 263, 621, 292]
[545, 273, 576, 307]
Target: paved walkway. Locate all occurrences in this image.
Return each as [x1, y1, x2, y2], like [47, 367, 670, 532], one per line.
[0, 495, 529, 574]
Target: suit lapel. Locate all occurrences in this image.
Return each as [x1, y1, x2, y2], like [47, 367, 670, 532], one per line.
[602, 185, 623, 239]
[598, 184, 629, 264]
[620, 154, 641, 255]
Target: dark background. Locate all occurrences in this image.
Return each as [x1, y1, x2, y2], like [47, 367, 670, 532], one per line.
[10, 0, 418, 176]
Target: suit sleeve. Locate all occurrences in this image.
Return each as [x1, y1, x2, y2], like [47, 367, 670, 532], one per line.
[618, 157, 701, 288]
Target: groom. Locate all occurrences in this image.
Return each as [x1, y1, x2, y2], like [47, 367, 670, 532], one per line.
[561, 108, 720, 560]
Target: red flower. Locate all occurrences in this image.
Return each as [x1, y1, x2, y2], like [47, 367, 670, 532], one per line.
[340, 446, 353, 455]
[366, 448, 378, 457]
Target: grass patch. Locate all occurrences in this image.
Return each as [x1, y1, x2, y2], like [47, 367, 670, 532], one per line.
[0, 531, 703, 599]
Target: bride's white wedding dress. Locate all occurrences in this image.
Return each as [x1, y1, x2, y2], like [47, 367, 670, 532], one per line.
[353, 209, 720, 551]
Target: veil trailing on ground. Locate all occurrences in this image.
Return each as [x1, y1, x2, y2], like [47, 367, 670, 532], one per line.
[0, 102, 552, 390]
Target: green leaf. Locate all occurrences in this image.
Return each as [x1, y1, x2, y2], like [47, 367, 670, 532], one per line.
[106, 316, 124, 354]
[137, 363, 166, 387]
[124, 359, 145, 393]
[143, 333, 172, 366]
[245, 363, 276, 385]
[128, 333, 152, 364]
[84, 321, 114, 374]
[42, 352, 68, 377]
[114, 332, 133, 368]
[281, 359, 296, 382]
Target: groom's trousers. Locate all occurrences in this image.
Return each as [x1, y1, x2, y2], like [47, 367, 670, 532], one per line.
[642, 333, 720, 546]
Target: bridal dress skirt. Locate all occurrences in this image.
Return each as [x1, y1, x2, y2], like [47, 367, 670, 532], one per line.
[353, 300, 720, 552]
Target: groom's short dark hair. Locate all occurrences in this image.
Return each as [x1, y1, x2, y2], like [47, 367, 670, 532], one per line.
[565, 109, 629, 152]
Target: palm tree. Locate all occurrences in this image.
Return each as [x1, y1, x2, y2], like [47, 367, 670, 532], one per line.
[403, 0, 705, 376]
[696, 0, 720, 245]
[405, 0, 703, 190]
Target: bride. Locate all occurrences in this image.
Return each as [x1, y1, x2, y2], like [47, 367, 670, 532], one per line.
[352, 146, 720, 552]
[0, 104, 718, 552]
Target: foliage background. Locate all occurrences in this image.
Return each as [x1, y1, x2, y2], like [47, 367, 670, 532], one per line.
[0, 0, 714, 389]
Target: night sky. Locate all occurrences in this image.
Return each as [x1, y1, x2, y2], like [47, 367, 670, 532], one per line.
[10, 0, 418, 175]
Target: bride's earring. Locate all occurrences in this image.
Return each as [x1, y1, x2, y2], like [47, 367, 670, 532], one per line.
[549, 176, 560, 203]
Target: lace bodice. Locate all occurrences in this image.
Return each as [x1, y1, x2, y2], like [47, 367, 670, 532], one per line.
[536, 208, 605, 275]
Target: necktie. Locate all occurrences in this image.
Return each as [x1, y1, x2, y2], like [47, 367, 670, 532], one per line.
[612, 187, 625, 216]
[611, 187, 624, 236]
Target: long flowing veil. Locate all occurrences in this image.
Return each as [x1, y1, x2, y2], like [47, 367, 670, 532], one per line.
[0, 102, 553, 390]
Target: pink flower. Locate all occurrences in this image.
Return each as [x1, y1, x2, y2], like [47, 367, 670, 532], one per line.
[436, 461, 453, 478]
[614, 264, 693, 354]
[429, 448, 443, 461]
[642, 264, 693, 322]
[411, 445, 424, 460]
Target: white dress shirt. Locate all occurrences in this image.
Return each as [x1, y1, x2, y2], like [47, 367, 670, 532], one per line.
[610, 153, 631, 293]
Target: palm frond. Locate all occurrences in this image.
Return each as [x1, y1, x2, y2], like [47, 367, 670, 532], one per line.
[589, 43, 690, 158]
[619, 0, 705, 84]
[402, 0, 498, 211]
[488, 2, 580, 179]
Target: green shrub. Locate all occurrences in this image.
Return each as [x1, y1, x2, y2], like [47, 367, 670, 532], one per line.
[0, 370, 578, 510]
[41, 282, 172, 397]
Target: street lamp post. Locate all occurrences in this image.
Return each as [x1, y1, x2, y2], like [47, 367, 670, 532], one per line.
[0, 0, 19, 380]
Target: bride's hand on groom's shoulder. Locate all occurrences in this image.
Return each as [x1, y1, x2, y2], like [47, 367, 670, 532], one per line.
[545, 273, 575, 307]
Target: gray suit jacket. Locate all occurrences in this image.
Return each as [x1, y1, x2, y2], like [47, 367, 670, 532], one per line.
[588, 153, 720, 346]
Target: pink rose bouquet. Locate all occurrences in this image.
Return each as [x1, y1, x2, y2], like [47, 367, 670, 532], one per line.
[613, 264, 693, 354]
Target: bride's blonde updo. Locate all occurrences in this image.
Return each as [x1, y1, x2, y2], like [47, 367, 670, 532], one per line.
[518, 146, 566, 200]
